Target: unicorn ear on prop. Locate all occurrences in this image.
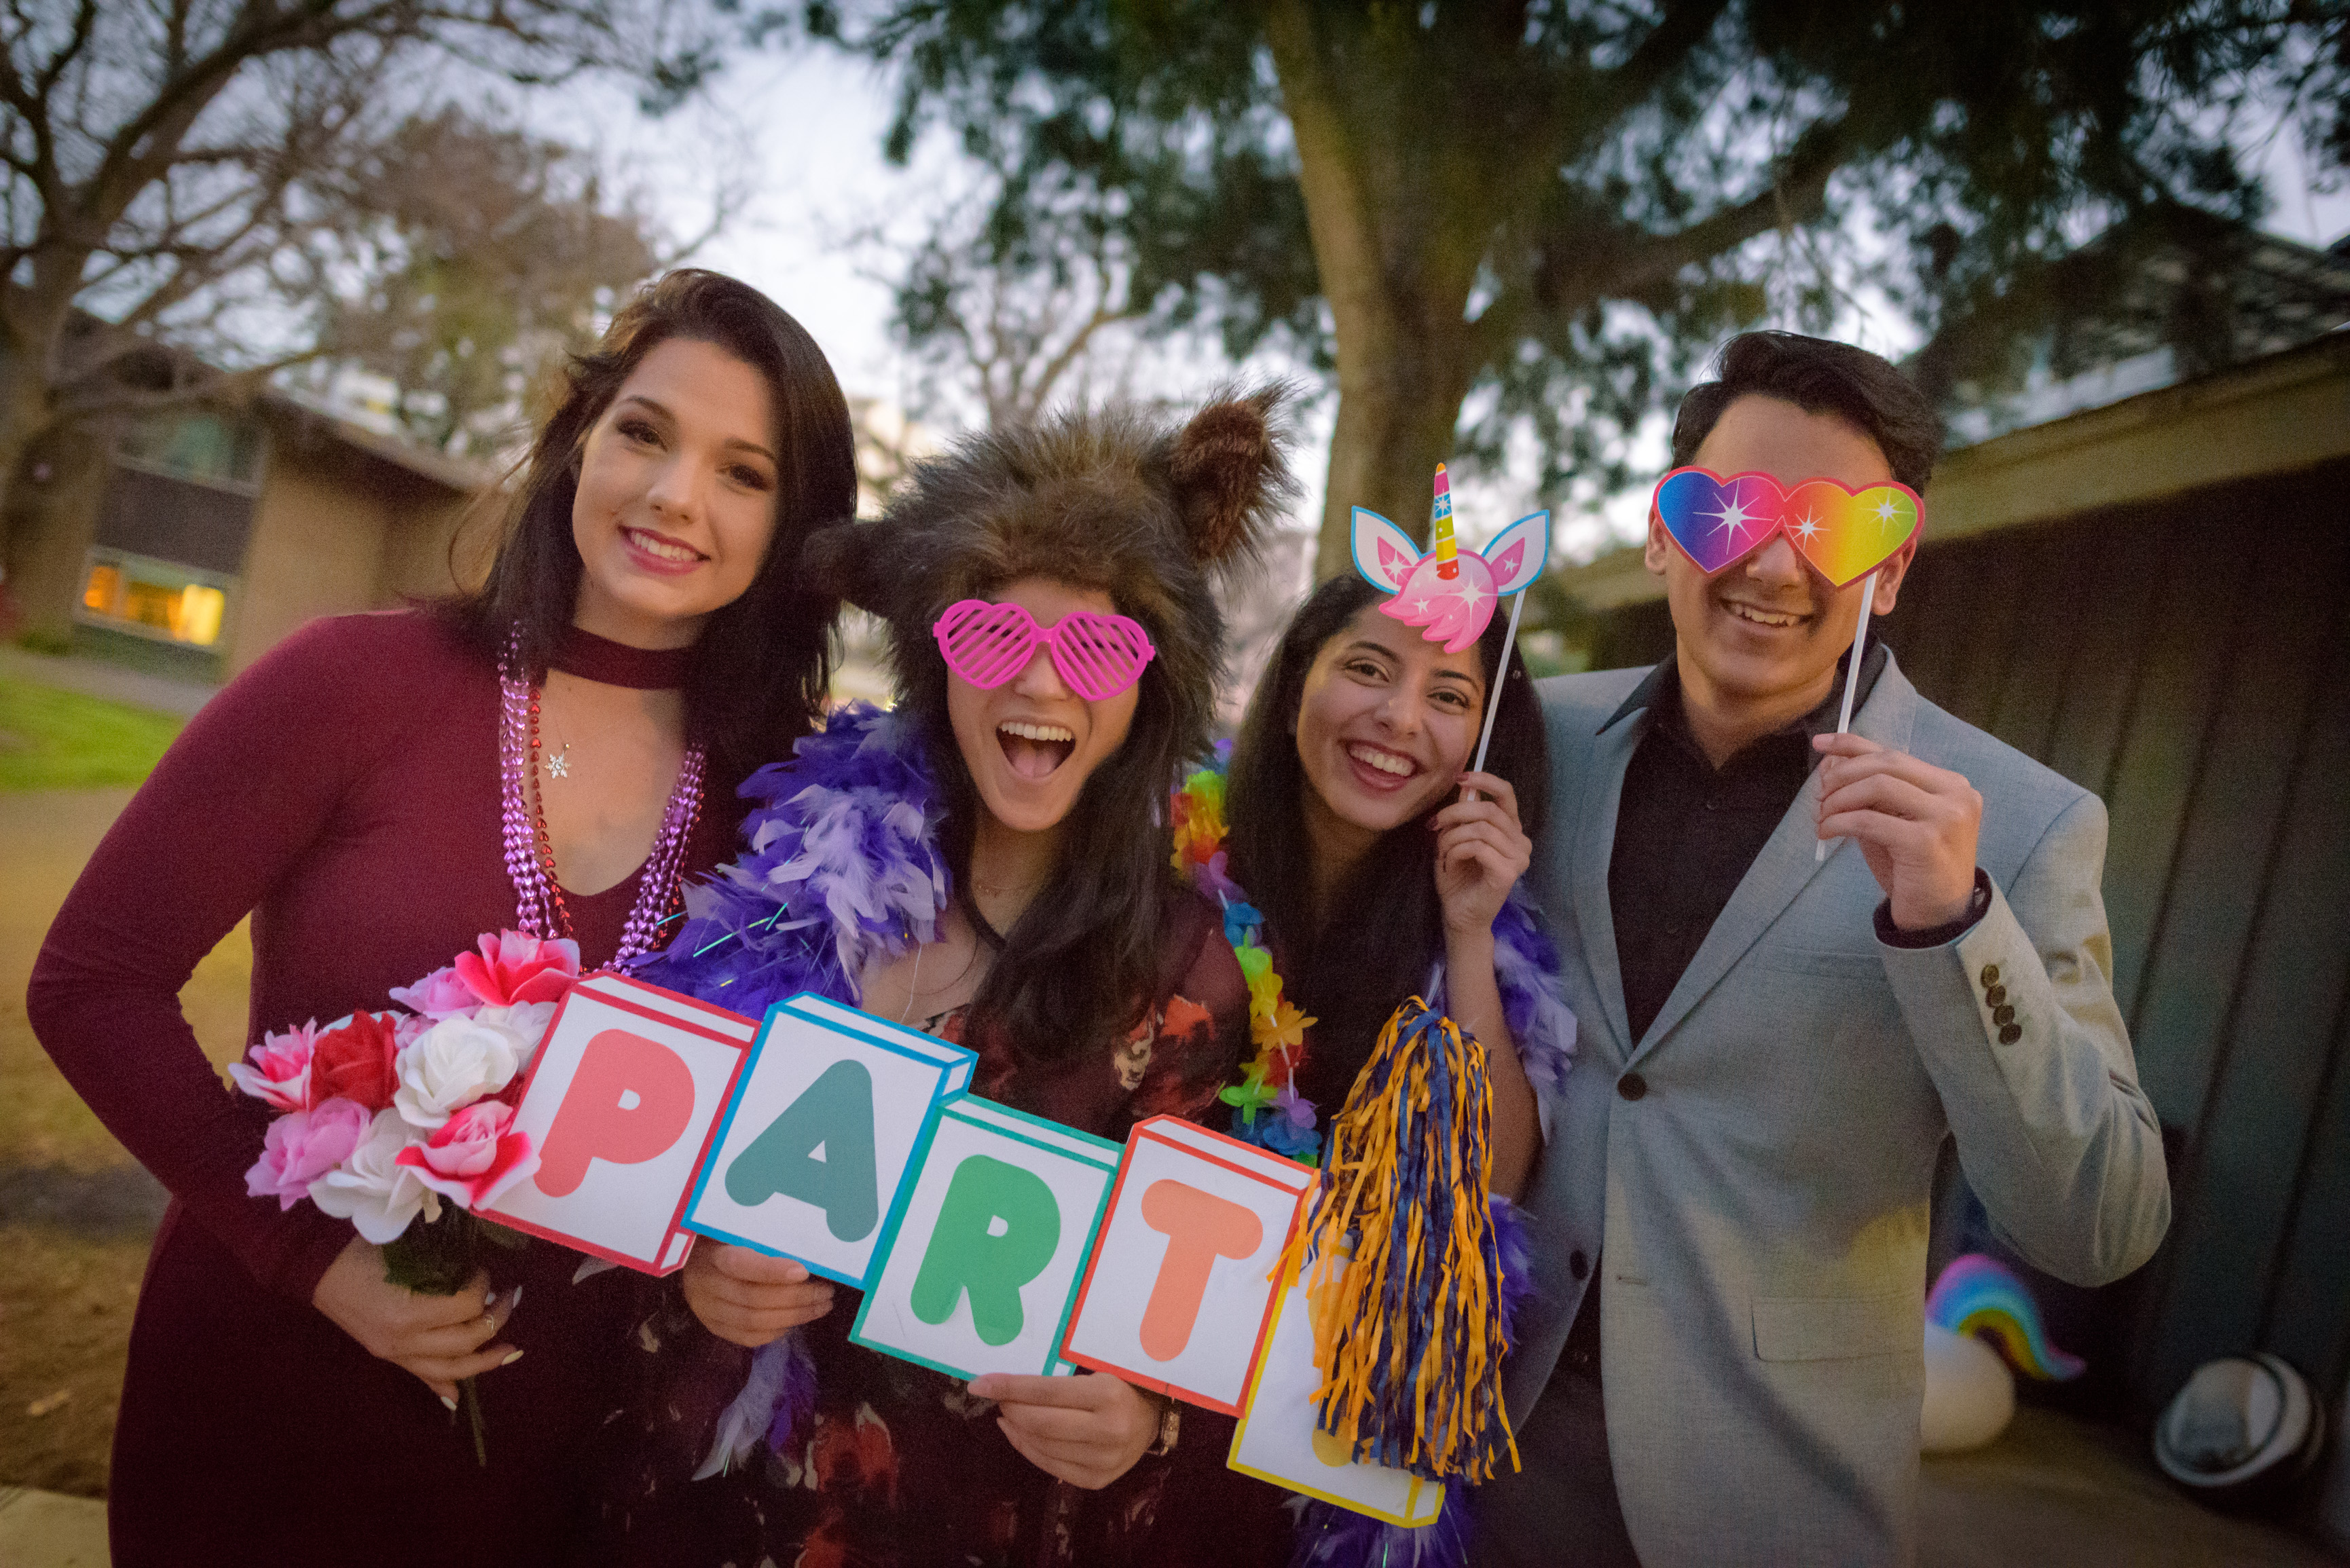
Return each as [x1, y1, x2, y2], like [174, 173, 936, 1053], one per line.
[1482, 511, 1550, 597]
[1351, 507, 1422, 594]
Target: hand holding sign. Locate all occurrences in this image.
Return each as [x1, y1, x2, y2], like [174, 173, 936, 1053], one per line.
[971, 1370, 1161, 1490]
[682, 1246, 837, 1349]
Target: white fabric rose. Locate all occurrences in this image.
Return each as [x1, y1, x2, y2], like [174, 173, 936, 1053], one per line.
[471, 1001, 556, 1073]
[392, 1014, 526, 1130]
[308, 1110, 441, 1244]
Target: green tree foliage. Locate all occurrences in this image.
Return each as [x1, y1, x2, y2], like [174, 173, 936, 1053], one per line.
[803, 0, 2349, 576]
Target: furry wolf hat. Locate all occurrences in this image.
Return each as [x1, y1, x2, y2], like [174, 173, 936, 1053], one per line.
[804, 383, 1298, 764]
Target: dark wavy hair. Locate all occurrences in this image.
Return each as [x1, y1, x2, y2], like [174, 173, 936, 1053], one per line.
[444, 269, 857, 781]
[1672, 330, 1943, 491]
[1224, 572, 1550, 1108]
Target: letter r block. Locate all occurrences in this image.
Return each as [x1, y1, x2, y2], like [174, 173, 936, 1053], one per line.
[851, 1096, 1120, 1382]
[1059, 1115, 1316, 1414]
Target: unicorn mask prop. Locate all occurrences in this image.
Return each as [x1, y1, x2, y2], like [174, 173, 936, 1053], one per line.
[1351, 464, 1550, 774]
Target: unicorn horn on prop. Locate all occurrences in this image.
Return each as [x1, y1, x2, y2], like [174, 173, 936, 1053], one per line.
[1351, 468, 1550, 774]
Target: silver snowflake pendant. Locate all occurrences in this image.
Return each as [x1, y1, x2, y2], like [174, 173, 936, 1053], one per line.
[547, 745, 572, 780]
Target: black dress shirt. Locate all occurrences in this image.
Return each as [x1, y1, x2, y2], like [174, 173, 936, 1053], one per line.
[1605, 643, 1888, 1042]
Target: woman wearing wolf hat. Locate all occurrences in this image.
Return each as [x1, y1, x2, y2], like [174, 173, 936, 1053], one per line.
[590, 388, 1300, 1566]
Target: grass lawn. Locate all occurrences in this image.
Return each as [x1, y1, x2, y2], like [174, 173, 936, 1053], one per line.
[0, 783, 251, 1497]
[0, 677, 185, 793]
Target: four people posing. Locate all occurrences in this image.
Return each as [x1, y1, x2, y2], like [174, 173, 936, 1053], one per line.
[31, 269, 2165, 1568]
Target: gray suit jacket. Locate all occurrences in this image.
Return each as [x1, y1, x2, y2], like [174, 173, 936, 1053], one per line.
[1496, 652, 2169, 1566]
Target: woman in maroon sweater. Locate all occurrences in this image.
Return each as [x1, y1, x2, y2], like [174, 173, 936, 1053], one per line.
[27, 269, 856, 1567]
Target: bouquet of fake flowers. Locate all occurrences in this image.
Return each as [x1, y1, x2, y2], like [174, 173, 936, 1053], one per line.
[230, 931, 581, 1455]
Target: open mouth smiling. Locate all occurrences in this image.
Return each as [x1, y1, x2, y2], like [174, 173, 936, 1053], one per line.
[997, 720, 1076, 780]
[1345, 741, 1420, 785]
[1720, 596, 1811, 630]
[625, 526, 705, 564]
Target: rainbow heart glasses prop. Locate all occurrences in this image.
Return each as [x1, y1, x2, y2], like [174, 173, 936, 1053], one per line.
[932, 599, 1156, 701]
[1651, 467, 1928, 862]
[1349, 465, 1552, 772]
[1652, 467, 1923, 586]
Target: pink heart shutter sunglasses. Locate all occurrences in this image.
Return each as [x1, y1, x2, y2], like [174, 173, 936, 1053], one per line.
[932, 599, 1157, 701]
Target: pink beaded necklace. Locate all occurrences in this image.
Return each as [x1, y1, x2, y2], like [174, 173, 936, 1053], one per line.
[498, 626, 705, 967]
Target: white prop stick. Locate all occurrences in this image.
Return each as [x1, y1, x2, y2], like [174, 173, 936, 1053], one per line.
[1816, 569, 1878, 863]
[1469, 587, 1530, 777]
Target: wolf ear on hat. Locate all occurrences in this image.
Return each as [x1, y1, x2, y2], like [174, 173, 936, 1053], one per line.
[1167, 382, 1295, 566]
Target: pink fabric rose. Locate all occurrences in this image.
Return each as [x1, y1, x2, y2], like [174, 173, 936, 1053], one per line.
[388, 965, 481, 1020]
[244, 1096, 371, 1210]
[453, 931, 582, 1010]
[227, 1021, 320, 1112]
[394, 1100, 538, 1211]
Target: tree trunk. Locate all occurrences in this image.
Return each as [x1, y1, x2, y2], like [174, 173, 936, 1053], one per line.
[1, 415, 108, 648]
[1264, 0, 1528, 583]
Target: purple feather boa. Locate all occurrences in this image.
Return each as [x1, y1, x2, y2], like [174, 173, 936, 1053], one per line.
[1423, 886, 1577, 1140]
[636, 702, 949, 1017]
[640, 703, 950, 1480]
[1287, 1196, 1533, 1568]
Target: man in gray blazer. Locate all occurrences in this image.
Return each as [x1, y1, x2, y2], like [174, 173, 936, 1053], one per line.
[1475, 333, 2169, 1566]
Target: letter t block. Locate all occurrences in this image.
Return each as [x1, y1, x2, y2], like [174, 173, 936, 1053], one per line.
[1058, 1115, 1315, 1413]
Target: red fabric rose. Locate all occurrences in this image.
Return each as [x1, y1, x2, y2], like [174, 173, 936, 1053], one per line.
[310, 1010, 404, 1112]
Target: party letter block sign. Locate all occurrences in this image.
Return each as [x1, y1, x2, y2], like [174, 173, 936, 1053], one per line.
[1227, 1251, 1445, 1527]
[851, 1096, 1119, 1381]
[684, 993, 978, 1285]
[484, 975, 752, 1274]
[1060, 1115, 1315, 1413]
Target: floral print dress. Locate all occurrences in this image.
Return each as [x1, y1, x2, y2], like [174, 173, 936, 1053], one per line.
[583, 888, 1293, 1568]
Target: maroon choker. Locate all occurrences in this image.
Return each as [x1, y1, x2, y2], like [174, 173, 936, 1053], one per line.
[551, 626, 694, 690]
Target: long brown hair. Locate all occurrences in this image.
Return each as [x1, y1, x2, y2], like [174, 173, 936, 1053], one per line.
[445, 269, 858, 781]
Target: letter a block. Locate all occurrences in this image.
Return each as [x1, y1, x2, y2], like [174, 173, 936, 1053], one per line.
[1226, 1249, 1445, 1527]
[1059, 1116, 1315, 1413]
[684, 993, 978, 1286]
[483, 975, 752, 1274]
[850, 1097, 1119, 1381]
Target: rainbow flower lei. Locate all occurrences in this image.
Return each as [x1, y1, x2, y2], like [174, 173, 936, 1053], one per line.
[1171, 762, 1321, 1163]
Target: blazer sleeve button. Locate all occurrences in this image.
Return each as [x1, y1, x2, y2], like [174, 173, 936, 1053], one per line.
[1981, 964, 2002, 987]
[1994, 1004, 2016, 1026]
[1618, 1072, 1649, 1102]
[1998, 1022, 2023, 1045]
[1985, 984, 2008, 1006]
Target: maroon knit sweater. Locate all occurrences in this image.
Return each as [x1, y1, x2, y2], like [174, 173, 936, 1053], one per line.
[29, 610, 760, 1568]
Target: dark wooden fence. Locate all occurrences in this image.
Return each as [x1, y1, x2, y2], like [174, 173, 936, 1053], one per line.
[1585, 452, 2350, 1417]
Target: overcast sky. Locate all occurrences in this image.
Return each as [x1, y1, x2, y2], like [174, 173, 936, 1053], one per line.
[537, 50, 2350, 561]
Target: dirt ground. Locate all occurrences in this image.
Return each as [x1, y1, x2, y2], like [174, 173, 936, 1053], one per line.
[0, 787, 251, 1497]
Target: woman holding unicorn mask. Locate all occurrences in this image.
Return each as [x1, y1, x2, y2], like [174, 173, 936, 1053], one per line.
[1171, 470, 1577, 1565]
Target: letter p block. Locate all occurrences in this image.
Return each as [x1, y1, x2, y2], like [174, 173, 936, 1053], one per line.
[485, 975, 752, 1274]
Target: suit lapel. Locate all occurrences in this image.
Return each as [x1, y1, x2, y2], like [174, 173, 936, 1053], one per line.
[1623, 654, 1924, 1068]
[1572, 710, 1643, 1068]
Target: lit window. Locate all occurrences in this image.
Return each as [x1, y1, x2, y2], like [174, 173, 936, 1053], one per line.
[75, 552, 231, 648]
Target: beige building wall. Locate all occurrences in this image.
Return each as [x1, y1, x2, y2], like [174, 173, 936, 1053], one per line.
[226, 455, 394, 677]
